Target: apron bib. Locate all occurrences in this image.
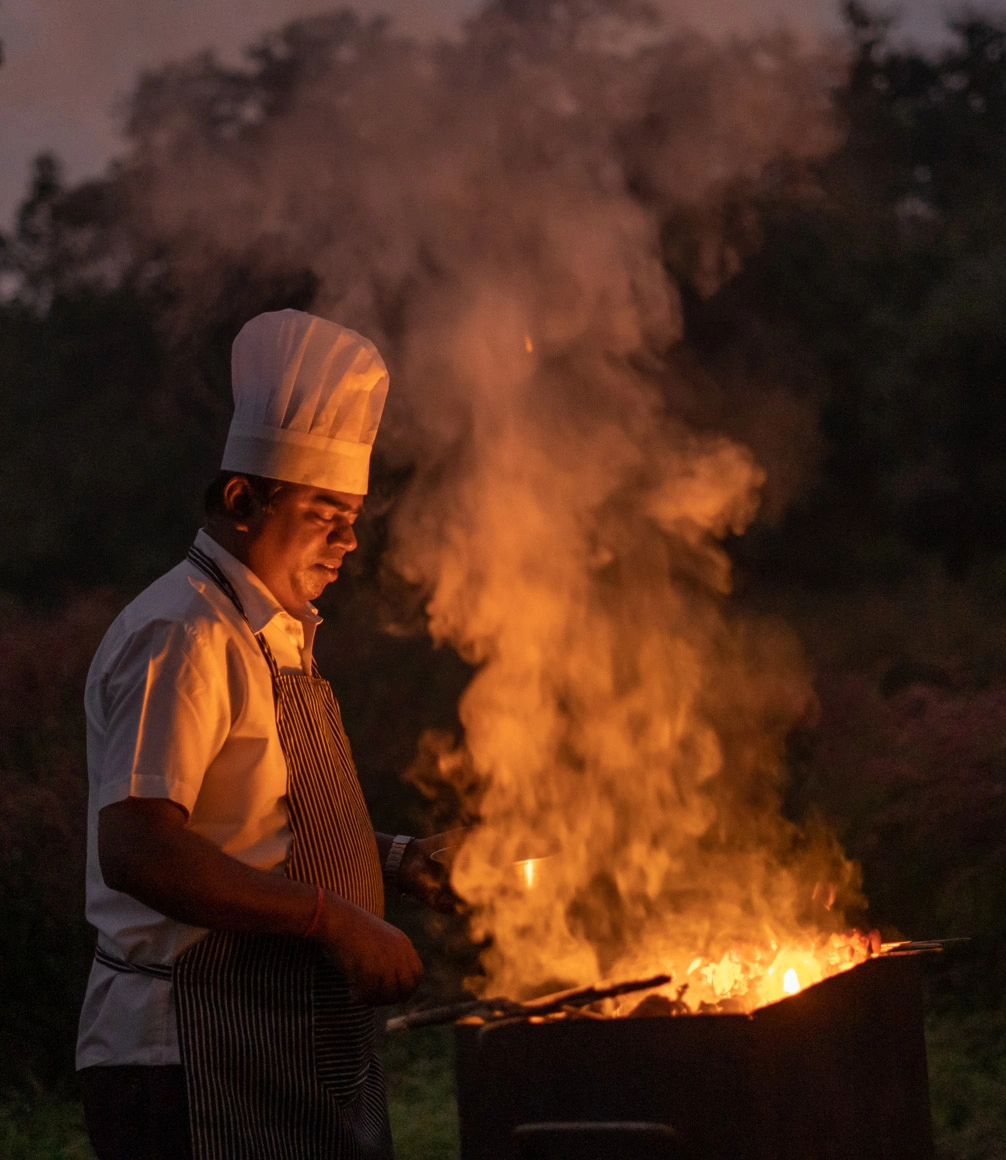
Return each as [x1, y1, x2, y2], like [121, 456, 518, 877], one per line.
[172, 544, 391, 1159]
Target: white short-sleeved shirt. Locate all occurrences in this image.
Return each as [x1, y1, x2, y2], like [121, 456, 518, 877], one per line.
[76, 530, 322, 1068]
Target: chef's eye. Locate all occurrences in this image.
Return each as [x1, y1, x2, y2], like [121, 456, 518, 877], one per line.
[315, 509, 356, 527]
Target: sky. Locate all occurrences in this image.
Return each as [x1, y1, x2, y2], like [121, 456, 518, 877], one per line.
[0, 0, 998, 226]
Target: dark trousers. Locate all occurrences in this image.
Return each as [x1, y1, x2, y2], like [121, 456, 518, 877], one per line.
[79, 1064, 193, 1160]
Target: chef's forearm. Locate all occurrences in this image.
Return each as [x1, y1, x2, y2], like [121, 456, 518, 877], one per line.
[98, 795, 317, 936]
[98, 795, 424, 1001]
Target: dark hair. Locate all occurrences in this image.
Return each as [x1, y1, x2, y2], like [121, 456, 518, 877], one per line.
[203, 471, 288, 520]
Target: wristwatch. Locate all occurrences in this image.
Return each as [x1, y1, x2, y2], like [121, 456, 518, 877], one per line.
[383, 834, 415, 894]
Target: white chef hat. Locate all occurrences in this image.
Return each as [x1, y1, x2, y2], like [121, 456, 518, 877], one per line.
[221, 309, 389, 495]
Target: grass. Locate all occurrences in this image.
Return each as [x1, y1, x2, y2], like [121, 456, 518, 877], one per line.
[0, 1096, 93, 1160]
[0, 1027, 460, 1160]
[927, 1008, 1006, 1160]
[382, 1025, 461, 1160]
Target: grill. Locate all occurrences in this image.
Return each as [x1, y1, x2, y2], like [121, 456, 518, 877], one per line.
[454, 954, 934, 1160]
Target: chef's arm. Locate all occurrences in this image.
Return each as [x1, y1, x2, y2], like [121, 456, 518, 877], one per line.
[99, 796, 422, 1004]
[374, 828, 468, 911]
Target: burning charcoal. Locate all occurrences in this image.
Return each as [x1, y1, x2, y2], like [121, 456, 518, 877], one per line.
[698, 996, 748, 1015]
[561, 1004, 610, 1020]
[623, 981, 690, 1019]
[627, 994, 678, 1018]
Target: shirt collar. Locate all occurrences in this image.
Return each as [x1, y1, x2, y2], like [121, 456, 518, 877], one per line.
[193, 528, 322, 635]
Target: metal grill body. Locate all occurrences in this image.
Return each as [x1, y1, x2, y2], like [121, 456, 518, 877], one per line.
[455, 955, 934, 1160]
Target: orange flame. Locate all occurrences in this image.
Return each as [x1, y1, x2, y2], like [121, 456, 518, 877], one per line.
[674, 930, 872, 1011]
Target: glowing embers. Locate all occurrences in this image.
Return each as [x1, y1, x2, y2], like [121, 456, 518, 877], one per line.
[675, 929, 877, 1013]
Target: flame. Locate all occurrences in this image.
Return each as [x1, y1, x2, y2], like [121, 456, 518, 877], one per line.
[516, 858, 538, 889]
[524, 333, 534, 354]
[676, 930, 872, 1011]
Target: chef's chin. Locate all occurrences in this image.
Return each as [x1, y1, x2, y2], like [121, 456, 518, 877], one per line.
[308, 565, 339, 593]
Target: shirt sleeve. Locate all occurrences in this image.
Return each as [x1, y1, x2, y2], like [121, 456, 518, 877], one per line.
[94, 617, 233, 813]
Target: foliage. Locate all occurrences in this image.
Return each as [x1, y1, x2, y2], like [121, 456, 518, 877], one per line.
[0, 595, 119, 1093]
[806, 668, 1006, 946]
[0, 156, 321, 604]
[719, 5, 1006, 585]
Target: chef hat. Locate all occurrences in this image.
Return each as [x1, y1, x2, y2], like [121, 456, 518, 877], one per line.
[221, 309, 389, 495]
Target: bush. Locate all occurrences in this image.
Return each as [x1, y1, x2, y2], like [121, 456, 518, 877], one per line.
[0, 595, 118, 1093]
[927, 1003, 1006, 1160]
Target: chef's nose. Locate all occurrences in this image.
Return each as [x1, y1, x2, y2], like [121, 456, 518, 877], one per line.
[331, 523, 358, 552]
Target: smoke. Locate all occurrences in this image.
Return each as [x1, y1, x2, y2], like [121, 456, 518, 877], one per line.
[122, 1, 859, 1000]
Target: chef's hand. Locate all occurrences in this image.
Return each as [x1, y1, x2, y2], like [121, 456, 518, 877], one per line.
[312, 892, 423, 1005]
[399, 829, 469, 913]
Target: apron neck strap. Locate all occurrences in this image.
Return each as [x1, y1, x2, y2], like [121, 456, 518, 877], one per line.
[187, 543, 282, 678]
[188, 543, 245, 616]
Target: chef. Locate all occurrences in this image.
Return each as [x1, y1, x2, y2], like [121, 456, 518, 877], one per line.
[77, 309, 449, 1159]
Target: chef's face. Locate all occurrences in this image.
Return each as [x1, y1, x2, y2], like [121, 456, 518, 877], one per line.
[242, 482, 364, 617]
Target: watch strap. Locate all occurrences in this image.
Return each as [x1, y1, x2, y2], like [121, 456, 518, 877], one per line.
[383, 834, 414, 893]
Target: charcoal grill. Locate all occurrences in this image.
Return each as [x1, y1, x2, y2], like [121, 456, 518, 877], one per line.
[454, 954, 934, 1160]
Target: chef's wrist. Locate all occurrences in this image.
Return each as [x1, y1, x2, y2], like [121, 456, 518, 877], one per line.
[309, 889, 365, 947]
[383, 834, 415, 895]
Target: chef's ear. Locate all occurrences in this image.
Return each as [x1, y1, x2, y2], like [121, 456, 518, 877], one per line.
[221, 475, 259, 525]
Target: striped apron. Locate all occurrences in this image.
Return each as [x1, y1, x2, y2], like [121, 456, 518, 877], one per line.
[172, 545, 392, 1158]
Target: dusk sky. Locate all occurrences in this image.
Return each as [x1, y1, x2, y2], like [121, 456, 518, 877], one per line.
[0, 0, 999, 226]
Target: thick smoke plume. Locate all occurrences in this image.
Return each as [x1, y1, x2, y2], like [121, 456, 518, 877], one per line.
[122, 1, 859, 1001]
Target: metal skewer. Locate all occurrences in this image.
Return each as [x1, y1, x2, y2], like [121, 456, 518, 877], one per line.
[879, 938, 970, 955]
[385, 973, 672, 1032]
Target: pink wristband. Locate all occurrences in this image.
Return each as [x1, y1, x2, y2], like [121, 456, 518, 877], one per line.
[302, 884, 325, 939]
